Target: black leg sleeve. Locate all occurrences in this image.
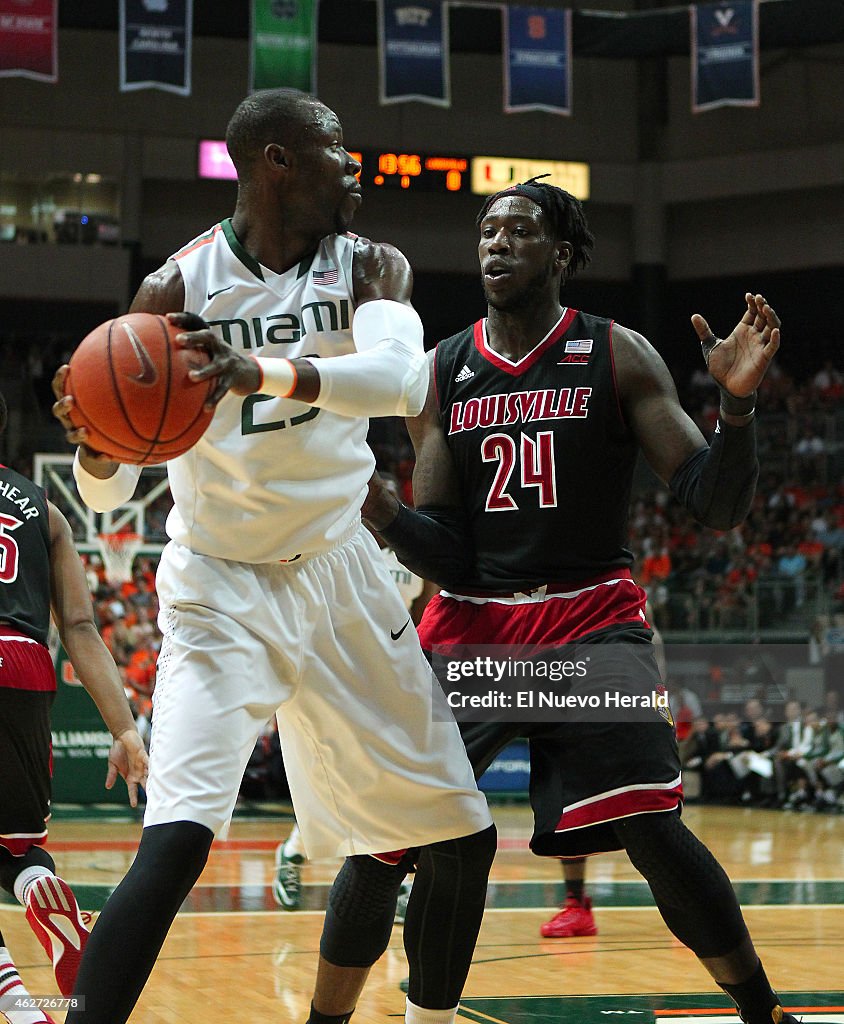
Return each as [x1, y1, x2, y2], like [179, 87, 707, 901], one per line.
[614, 811, 749, 959]
[64, 821, 213, 1024]
[404, 824, 497, 1010]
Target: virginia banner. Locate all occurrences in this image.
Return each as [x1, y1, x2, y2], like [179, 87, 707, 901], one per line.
[250, 0, 318, 93]
[379, 0, 450, 107]
[691, 0, 759, 113]
[504, 5, 571, 115]
[0, 0, 57, 82]
[119, 0, 192, 96]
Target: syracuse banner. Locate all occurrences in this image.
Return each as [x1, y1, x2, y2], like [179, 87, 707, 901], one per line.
[504, 4, 572, 115]
[691, 0, 759, 113]
[119, 0, 193, 95]
[250, 0, 318, 93]
[0, 0, 57, 82]
[379, 0, 450, 107]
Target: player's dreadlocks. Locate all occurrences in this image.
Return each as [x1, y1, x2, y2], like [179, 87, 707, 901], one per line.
[476, 175, 595, 281]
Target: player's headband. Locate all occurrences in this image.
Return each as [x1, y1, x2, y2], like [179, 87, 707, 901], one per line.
[476, 175, 554, 224]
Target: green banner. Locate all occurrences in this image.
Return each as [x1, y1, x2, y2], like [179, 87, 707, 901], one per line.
[250, 0, 318, 93]
[51, 645, 124, 805]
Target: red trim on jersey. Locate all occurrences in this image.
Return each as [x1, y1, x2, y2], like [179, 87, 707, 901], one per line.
[472, 308, 579, 377]
[607, 320, 627, 429]
[0, 630, 56, 692]
[432, 344, 440, 409]
[418, 571, 648, 651]
[555, 780, 683, 834]
[370, 848, 408, 866]
[172, 223, 222, 261]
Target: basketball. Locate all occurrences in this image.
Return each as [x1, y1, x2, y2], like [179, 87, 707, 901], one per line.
[63, 313, 216, 465]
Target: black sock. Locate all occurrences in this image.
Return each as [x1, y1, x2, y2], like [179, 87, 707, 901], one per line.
[307, 1003, 354, 1024]
[719, 961, 780, 1023]
[566, 878, 585, 902]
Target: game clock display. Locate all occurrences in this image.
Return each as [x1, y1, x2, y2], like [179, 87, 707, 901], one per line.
[348, 150, 470, 192]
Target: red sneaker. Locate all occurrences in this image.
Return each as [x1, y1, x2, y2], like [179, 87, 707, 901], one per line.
[24, 875, 91, 996]
[540, 895, 598, 938]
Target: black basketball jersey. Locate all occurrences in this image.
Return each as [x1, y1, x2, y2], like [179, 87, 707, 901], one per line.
[0, 466, 51, 645]
[434, 309, 638, 591]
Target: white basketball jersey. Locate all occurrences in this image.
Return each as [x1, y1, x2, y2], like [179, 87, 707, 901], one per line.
[167, 220, 371, 562]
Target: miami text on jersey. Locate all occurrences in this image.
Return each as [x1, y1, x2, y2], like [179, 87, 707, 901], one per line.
[208, 299, 352, 349]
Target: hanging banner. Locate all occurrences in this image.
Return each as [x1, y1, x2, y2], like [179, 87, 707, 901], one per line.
[379, 0, 450, 108]
[504, 5, 571, 116]
[691, 0, 759, 113]
[250, 0, 318, 93]
[0, 0, 57, 82]
[119, 0, 192, 96]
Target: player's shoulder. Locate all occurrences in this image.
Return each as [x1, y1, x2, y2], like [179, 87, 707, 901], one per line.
[350, 234, 410, 274]
[437, 321, 476, 355]
[170, 222, 225, 262]
[568, 307, 613, 334]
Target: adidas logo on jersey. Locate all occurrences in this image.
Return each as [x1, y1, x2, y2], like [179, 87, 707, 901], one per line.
[455, 364, 475, 382]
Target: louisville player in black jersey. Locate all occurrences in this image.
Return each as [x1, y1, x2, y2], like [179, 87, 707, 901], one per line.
[362, 179, 828, 1024]
[0, 391, 148, 1023]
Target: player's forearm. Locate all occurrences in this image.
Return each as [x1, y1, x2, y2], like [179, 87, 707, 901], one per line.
[73, 450, 142, 512]
[60, 621, 139, 739]
[370, 502, 473, 589]
[253, 299, 429, 418]
[669, 414, 758, 531]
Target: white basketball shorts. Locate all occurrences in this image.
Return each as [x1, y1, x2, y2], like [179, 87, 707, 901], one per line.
[146, 523, 492, 858]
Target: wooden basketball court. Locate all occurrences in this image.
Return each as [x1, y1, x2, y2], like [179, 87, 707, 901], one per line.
[23, 454, 840, 1021]
[1, 802, 841, 1023]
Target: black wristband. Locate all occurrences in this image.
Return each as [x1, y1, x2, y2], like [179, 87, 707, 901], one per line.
[719, 387, 756, 417]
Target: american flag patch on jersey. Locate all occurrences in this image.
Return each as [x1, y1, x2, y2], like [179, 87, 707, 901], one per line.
[313, 266, 339, 285]
[564, 339, 593, 353]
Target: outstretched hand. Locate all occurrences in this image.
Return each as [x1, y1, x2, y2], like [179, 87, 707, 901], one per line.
[691, 292, 781, 399]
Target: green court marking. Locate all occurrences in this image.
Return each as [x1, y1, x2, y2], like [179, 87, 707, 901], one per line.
[3, 879, 843, 915]
[458, 992, 844, 1024]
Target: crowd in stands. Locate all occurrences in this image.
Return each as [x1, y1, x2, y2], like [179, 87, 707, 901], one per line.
[679, 691, 844, 814]
[629, 358, 844, 632]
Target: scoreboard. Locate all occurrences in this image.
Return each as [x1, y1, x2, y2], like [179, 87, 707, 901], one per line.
[198, 139, 590, 200]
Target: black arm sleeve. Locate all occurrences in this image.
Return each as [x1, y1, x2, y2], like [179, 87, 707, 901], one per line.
[668, 419, 759, 531]
[374, 503, 472, 589]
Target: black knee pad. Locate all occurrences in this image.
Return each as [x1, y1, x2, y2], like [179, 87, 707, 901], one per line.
[0, 844, 55, 895]
[614, 811, 748, 958]
[320, 855, 409, 968]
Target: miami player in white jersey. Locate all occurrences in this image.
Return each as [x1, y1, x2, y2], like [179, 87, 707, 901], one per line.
[51, 88, 495, 1024]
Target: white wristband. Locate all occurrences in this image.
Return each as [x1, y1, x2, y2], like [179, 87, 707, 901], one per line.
[252, 356, 297, 399]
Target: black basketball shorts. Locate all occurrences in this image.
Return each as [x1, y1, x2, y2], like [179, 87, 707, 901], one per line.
[0, 631, 56, 856]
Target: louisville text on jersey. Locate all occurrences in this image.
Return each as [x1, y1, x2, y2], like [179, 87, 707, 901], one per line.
[448, 387, 592, 435]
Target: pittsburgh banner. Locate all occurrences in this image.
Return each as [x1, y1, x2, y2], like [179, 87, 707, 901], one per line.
[250, 0, 318, 93]
[691, 0, 759, 113]
[379, 0, 450, 107]
[119, 0, 192, 96]
[504, 5, 571, 115]
[0, 0, 57, 82]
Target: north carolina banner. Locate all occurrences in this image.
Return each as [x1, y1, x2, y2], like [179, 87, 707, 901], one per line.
[691, 0, 759, 113]
[119, 0, 192, 96]
[504, 5, 571, 115]
[379, 0, 450, 107]
[0, 0, 57, 82]
[250, 0, 318, 93]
